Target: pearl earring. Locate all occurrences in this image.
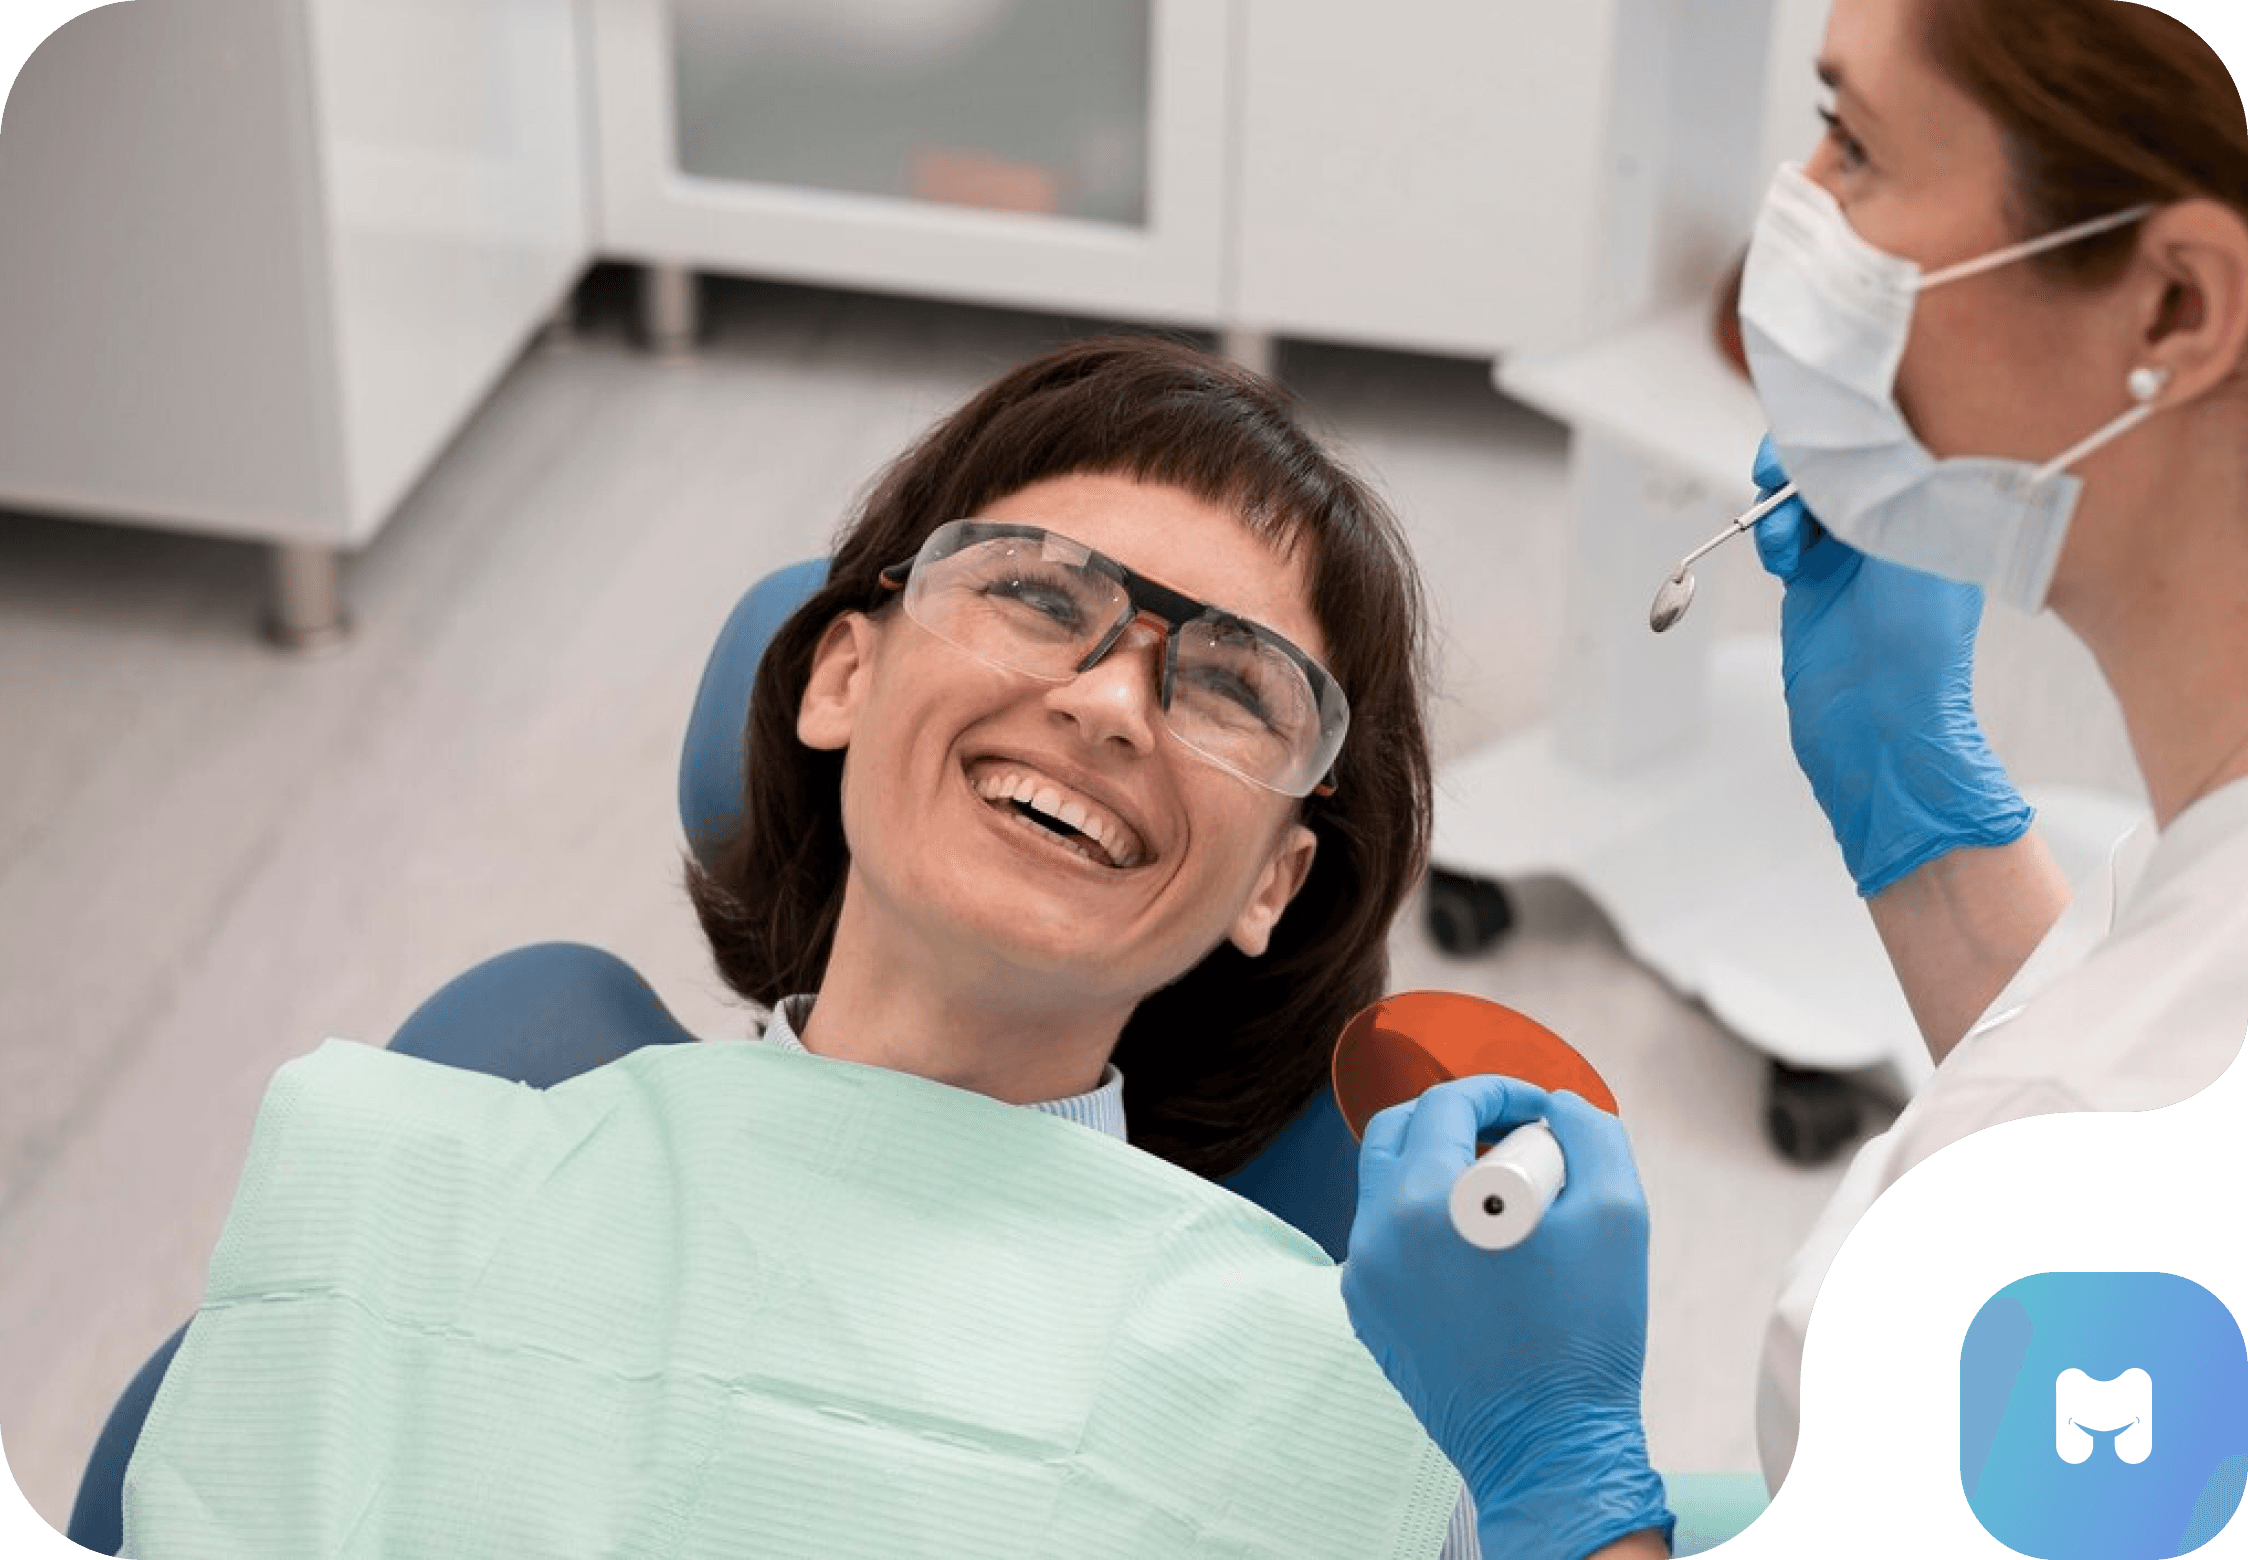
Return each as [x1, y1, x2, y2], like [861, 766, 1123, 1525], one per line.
[2128, 365, 2172, 403]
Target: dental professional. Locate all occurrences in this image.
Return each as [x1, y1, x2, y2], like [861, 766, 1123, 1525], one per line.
[1343, 0, 2248, 1545]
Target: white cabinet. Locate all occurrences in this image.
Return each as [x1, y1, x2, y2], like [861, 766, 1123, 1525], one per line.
[588, 0, 1643, 357]
[0, 2, 1802, 637]
[588, 0, 1230, 326]
[0, 0, 587, 640]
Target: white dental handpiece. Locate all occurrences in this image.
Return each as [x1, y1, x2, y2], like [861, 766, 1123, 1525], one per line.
[1447, 1120, 1565, 1251]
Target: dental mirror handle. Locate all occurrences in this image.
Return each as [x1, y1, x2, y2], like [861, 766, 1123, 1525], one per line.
[1448, 1120, 1565, 1251]
[1671, 483, 1798, 581]
[1648, 483, 1802, 634]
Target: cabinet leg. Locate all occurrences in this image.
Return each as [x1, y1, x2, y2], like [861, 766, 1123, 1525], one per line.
[640, 263, 700, 360]
[1220, 327, 1277, 380]
[537, 279, 581, 352]
[264, 542, 351, 653]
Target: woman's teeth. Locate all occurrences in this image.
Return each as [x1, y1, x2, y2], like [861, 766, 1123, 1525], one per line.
[972, 768, 1143, 868]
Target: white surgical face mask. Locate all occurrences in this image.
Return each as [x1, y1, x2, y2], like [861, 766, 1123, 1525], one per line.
[1739, 164, 2158, 612]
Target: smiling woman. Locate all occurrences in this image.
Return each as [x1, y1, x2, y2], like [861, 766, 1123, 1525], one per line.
[115, 337, 1466, 1560]
[691, 336, 1433, 1177]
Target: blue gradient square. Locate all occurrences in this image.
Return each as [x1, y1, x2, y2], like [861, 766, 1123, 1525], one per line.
[1961, 1273, 2248, 1557]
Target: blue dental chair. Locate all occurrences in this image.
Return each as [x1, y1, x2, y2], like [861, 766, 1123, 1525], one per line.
[64, 558, 1364, 1553]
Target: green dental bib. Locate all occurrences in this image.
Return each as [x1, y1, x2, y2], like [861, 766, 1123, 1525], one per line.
[124, 1040, 1458, 1558]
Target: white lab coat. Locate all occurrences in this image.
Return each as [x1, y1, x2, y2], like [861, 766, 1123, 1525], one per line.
[1755, 773, 2248, 1490]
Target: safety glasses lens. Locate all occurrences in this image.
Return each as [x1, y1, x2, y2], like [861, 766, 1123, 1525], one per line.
[900, 523, 1345, 796]
[903, 530, 1123, 678]
[1168, 620, 1329, 791]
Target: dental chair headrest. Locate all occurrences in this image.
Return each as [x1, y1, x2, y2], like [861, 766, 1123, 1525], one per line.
[677, 557, 831, 867]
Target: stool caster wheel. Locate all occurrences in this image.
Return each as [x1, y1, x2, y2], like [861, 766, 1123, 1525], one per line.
[1764, 1061, 1862, 1166]
[1425, 870, 1515, 957]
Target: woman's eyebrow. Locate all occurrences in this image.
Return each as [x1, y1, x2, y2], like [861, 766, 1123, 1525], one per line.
[1817, 58, 1885, 127]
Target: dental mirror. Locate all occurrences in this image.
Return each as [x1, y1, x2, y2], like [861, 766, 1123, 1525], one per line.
[1648, 569, 1699, 634]
[1648, 482, 1798, 635]
[1332, 991, 1618, 1249]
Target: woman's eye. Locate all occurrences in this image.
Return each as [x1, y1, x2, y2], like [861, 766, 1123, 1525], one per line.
[1183, 663, 1280, 730]
[1817, 104, 1868, 173]
[985, 575, 1085, 631]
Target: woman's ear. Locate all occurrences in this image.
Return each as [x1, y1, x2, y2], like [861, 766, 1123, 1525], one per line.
[797, 613, 877, 752]
[2134, 198, 2248, 401]
[1227, 823, 1319, 959]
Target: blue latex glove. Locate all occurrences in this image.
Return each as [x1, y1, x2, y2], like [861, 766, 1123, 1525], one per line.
[1752, 437, 2032, 896]
[1342, 1077, 1673, 1560]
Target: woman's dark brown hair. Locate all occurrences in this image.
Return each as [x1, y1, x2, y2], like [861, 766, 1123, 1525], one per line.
[687, 336, 1432, 1180]
[1919, 0, 2248, 283]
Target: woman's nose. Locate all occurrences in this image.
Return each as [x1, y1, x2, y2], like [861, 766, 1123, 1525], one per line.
[1802, 139, 1848, 199]
[1046, 617, 1165, 753]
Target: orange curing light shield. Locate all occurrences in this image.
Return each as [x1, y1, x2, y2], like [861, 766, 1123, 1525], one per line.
[1331, 990, 1620, 1142]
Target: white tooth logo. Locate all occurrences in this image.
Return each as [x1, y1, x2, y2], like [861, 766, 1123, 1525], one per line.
[2054, 1368, 2153, 1464]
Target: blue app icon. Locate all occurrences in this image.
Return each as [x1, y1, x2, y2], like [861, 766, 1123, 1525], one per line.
[1962, 1273, 2248, 1557]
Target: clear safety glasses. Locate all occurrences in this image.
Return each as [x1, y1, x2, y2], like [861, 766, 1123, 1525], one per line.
[880, 520, 1349, 797]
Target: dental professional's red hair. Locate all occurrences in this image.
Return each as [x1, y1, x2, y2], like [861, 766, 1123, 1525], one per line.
[1918, 0, 2248, 283]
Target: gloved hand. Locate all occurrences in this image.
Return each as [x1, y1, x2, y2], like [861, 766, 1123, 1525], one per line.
[1751, 436, 2032, 896]
[1342, 1077, 1673, 1560]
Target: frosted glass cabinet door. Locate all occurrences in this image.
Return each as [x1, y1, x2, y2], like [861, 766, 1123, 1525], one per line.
[590, 0, 1227, 324]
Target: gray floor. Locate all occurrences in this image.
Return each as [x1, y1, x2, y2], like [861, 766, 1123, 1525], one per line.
[0, 272, 1914, 1532]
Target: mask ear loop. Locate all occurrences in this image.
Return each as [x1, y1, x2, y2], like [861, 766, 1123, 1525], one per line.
[1919, 204, 2157, 291]
[1907, 203, 2164, 489]
[2030, 365, 2172, 486]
